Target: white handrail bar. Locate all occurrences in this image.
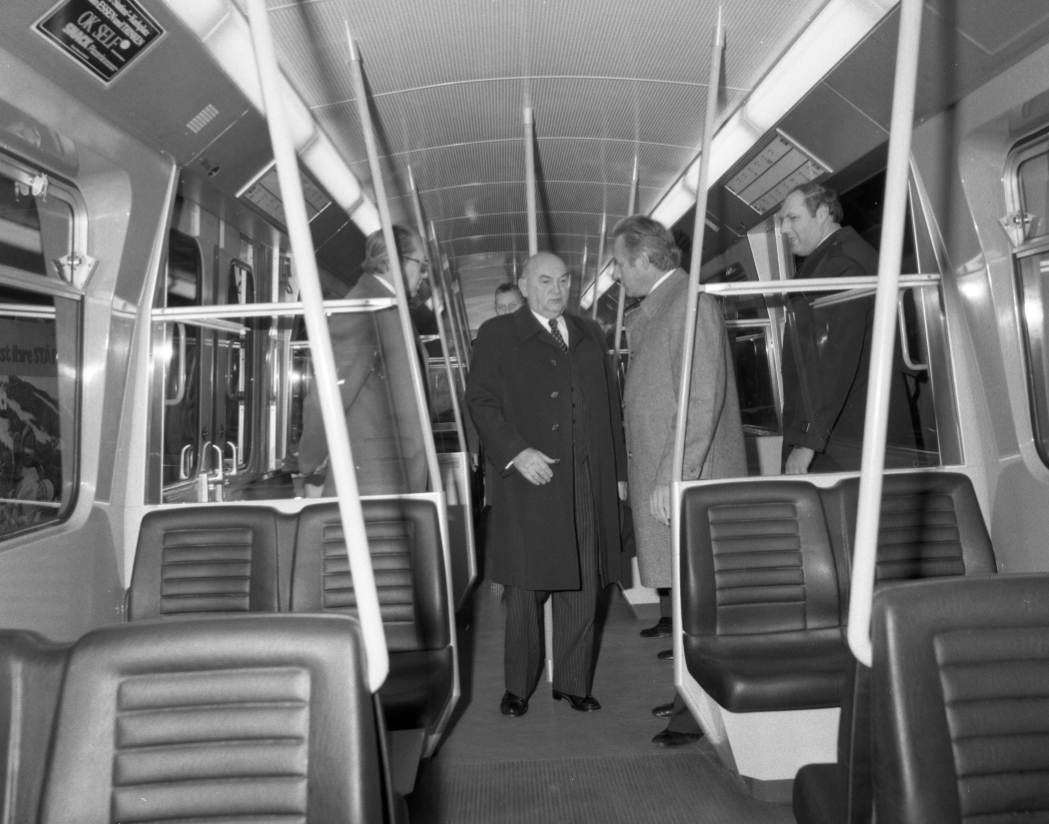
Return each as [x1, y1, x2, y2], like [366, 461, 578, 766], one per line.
[525, 107, 538, 256]
[347, 29, 444, 498]
[409, 167, 469, 456]
[846, 0, 924, 668]
[429, 222, 469, 392]
[699, 273, 938, 296]
[590, 212, 607, 319]
[671, 12, 724, 702]
[245, 0, 388, 693]
[152, 298, 395, 321]
[611, 156, 639, 374]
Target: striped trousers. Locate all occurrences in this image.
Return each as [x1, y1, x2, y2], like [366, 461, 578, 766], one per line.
[505, 454, 599, 699]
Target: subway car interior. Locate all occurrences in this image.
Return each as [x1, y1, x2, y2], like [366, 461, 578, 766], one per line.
[1, 0, 1049, 821]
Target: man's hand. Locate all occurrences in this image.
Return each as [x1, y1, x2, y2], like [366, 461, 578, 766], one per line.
[618, 481, 628, 502]
[785, 446, 815, 475]
[650, 485, 671, 526]
[513, 448, 558, 485]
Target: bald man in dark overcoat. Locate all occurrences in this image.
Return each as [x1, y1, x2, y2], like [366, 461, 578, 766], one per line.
[466, 252, 627, 716]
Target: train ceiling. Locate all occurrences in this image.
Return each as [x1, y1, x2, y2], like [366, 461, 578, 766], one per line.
[229, 0, 839, 321]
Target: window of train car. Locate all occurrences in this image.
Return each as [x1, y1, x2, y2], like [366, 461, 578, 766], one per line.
[1010, 138, 1049, 466]
[0, 159, 82, 540]
[159, 231, 202, 490]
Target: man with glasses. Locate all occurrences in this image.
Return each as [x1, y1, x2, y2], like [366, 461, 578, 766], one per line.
[298, 225, 430, 496]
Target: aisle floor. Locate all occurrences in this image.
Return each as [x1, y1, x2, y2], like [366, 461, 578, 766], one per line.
[406, 573, 797, 824]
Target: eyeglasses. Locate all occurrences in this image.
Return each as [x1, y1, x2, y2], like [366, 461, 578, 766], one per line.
[403, 256, 429, 274]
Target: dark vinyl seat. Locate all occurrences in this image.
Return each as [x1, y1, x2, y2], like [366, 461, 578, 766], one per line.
[38, 615, 402, 824]
[127, 506, 282, 619]
[871, 574, 1049, 824]
[794, 471, 997, 824]
[680, 480, 851, 712]
[290, 499, 454, 731]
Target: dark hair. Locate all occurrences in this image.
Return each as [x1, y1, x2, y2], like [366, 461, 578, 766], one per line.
[361, 225, 420, 276]
[788, 183, 843, 224]
[495, 283, 522, 297]
[611, 215, 681, 271]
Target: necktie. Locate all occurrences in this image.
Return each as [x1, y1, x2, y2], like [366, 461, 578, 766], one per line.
[548, 318, 569, 353]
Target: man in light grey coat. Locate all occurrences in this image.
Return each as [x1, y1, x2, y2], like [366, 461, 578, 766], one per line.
[612, 215, 747, 746]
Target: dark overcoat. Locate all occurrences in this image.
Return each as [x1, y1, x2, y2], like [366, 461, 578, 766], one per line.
[465, 308, 627, 590]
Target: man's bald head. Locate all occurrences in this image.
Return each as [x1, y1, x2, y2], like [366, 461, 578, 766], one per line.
[519, 253, 570, 320]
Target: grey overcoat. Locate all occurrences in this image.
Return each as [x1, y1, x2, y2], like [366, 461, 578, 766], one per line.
[623, 270, 747, 588]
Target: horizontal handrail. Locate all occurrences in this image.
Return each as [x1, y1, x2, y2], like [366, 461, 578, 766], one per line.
[152, 297, 396, 322]
[699, 273, 939, 297]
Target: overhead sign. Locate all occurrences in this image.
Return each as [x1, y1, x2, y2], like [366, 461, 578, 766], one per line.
[35, 0, 163, 85]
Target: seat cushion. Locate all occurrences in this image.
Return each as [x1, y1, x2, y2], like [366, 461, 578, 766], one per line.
[684, 628, 851, 711]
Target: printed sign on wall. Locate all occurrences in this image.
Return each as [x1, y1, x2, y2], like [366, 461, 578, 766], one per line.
[35, 0, 164, 84]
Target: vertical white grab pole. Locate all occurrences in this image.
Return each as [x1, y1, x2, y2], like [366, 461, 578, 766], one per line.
[525, 106, 539, 257]
[347, 29, 443, 497]
[847, 0, 924, 667]
[611, 156, 638, 373]
[671, 9, 723, 694]
[430, 221, 469, 388]
[591, 211, 607, 319]
[245, 0, 388, 692]
[410, 167, 468, 457]
[579, 241, 589, 312]
[523, 104, 554, 682]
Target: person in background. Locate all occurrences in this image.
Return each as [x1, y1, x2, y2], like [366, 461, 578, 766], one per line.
[493, 282, 525, 315]
[298, 225, 430, 496]
[466, 252, 628, 718]
[612, 215, 746, 747]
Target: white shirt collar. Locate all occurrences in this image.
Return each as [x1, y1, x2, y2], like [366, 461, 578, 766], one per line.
[647, 268, 677, 297]
[532, 309, 568, 344]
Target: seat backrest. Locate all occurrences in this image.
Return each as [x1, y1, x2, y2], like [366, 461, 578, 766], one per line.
[128, 506, 282, 619]
[871, 574, 1049, 824]
[290, 499, 450, 652]
[680, 480, 841, 636]
[39, 615, 388, 824]
[836, 472, 995, 597]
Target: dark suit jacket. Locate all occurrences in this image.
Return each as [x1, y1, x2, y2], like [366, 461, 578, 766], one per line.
[298, 274, 427, 495]
[465, 307, 627, 590]
[781, 225, 915, 471]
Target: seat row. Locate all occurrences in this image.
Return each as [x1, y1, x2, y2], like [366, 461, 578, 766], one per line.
[127, 499, 454, 740]
[678, 470, 996, 713]
[0, 614, 404, 823]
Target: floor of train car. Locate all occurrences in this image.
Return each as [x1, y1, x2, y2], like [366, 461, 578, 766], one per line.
[408, 518, 795, 824]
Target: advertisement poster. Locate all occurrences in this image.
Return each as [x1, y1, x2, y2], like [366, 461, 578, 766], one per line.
[0, 318, 61, 535]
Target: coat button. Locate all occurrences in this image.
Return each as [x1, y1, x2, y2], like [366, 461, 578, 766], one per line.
[551, 423, 559, 431]
[551, 359, 557, 366]
[628, 451, 633, 458]
[551, 391, 559, 398]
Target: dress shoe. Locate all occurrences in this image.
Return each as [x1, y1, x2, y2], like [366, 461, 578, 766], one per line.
[657, 648, 673, 661]
[652, 729, 703, 747]
[651, 702, 674, 718]
[639, 617, 672, 638]
[500, 691, 528, 717]
[552, 690, 601, 712]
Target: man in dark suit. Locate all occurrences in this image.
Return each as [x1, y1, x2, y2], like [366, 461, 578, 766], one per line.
[298, 225, 429, 496]
[779, 183, 899, 474]
[466, 252, 627, 717]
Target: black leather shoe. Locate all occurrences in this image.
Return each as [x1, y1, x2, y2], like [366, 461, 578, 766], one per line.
[651, 702, 674, 718]
[657, 648, 673, 661]
[639, 617, 671, 638]
[652, 729, 702, 747]
[552, 690, 601, 712]
[500, 691, 528, 717]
